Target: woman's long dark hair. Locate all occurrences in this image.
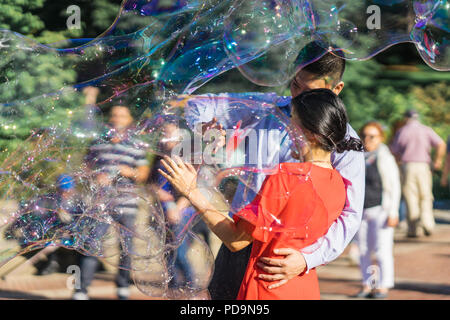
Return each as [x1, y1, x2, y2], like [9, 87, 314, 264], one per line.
[292, 89, 364, 153]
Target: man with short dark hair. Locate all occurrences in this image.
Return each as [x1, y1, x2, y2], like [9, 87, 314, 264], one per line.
[172, 42, 365, 299]
[391, 109, 446, 237]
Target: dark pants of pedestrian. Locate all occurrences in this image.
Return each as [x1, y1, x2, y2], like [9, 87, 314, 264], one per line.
[208, 243, 253, 300]
[192, 219, 210, 246]
[168, 234, 195, 287]
[167, 209, 196, 288]
[76, 213, 136, 294]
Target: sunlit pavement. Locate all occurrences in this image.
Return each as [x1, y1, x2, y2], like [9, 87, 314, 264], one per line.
[0, 272, 155, 300]
[0, 210, 449, 300]
[318, 209, 450, 300]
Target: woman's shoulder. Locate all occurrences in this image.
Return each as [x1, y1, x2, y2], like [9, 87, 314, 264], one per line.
[276, 162, 340, 179]
[272, 162, 311, 182]
[277, 162, 312, 173]
[264, 163, 314, 190]
[309, 164, 346, 194]
[276, 162, 344, 190]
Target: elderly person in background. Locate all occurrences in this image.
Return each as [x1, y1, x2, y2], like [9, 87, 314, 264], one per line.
[354, 122, 401, 299]
[391, 110, 446, 238]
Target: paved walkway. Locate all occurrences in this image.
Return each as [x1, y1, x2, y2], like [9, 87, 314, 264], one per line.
[0, 273, 156, 300]
[0, 210, 449, 300]
[318, 209, 450, 300]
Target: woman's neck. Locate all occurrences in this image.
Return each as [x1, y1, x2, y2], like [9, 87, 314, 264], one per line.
[303, 146, 332, 168]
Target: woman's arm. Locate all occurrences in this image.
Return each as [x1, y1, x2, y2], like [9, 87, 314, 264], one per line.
[187, 188, 253, 252]
[158, 156, 253, 252]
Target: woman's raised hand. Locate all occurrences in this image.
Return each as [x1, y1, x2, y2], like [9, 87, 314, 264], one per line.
[158, 155, 197, 198]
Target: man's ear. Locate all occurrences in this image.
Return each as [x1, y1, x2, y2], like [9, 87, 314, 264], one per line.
[333, 81, 345, 95]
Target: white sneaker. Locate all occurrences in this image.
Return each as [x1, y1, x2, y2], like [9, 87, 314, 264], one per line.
[72, 292, 89, 300]
[117, 287, 130, 300]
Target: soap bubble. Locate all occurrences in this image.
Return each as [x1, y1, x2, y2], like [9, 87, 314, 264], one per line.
[223, 0, 314, 86]
[224, 0, 449, 86]
[412, 0, 450, 71]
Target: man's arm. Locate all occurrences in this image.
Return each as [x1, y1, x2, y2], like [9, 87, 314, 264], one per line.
[119, 159, 150, 183]
[441, 153, 450, 187]
[117, 141, 150, 183]
[433, 141, 447, 171]
[178, 92, 282, 130]
[441, 138, 450, 187]
[427, 127, 446, 170]
[389, 131, 403, 163]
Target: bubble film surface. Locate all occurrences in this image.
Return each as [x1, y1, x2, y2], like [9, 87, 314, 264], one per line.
[0, 0, 448, 299]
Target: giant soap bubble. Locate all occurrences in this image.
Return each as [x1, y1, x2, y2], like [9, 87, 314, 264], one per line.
[224, 0, 450, 86]
[1, 1, 448, 97]
[0, 0, 448, 299]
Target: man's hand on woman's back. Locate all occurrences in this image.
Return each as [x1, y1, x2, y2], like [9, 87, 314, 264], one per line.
[256, 248, 307, 289]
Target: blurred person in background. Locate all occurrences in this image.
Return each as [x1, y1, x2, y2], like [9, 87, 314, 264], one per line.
[149, 121, 219, 289]
[6, 174, 84, 275]
[354, 122, 401, 299]
[82, 86, 99, 106]
[149, 121, 198, 289]
[79, 86, 101, 135]
[38, 174, 85, 275]
[391, 110, 446, 238]
[73, 105, 150, 300]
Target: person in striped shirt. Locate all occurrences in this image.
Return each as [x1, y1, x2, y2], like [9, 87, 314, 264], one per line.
[73, 105, 150, 300]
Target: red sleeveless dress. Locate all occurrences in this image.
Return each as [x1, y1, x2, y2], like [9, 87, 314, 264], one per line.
[233, 162, 346, 300]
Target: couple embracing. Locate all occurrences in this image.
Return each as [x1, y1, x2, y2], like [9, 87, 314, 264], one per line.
[161, 42, 365, 300]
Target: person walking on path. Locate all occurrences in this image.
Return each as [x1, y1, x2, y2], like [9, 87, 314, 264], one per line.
[73, 105, 150, 300]
[354, 122, 401, 299]
[391, 110, 446, 238]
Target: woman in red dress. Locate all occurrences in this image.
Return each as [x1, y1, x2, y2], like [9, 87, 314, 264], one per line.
[159, 89, 364, 300]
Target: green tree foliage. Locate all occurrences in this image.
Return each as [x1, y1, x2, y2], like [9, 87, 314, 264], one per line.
[0, 0, 45, 35]
[340, 59, 414, 138]
[340, 43, 450, 141]
[91, 0, 122, 33]
[411, 82, 450, 139]
[0, 0, 96, 193]
[29, 0, 122, 42]
[0, 0, 123, 131]
[0, 0, 80, 141]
